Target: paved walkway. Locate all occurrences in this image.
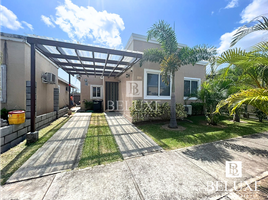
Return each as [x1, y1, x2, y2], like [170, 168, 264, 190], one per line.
[105, 112, 163, 159]
[7, 113, 91, 183]
[2, 132, 268, 199]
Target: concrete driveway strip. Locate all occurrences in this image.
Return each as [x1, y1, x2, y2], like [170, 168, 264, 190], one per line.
[1, 175, 56, 200]
[7, 113, 91, 183]
[125, 151, 227, 200]
[105, 112, 163, 159]
[43, 161, 141, 200]
[178, 133, 268, 189]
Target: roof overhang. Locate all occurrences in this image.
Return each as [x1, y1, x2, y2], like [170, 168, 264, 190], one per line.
[27, 36, 143, 78]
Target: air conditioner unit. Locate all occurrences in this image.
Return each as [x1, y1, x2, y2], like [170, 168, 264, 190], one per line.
[41, 72, 56, 84]
[184, 105, 192, 115]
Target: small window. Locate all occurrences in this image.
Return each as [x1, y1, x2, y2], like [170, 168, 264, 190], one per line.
[145, 69, 171, 99]
[90, 85, 103, 99]
[1, 65, 7, 103]
[0, 67, 3, 101]
[184, 78, 200, 98]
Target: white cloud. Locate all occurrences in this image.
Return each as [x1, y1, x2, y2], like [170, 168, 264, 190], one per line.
[22, 21, 33, 31]
[217, 28, 268, 54]
[211, 11, 214, 15]
[41, 15, 55, 27]
[0, 5, 23, 30]
[44, 0, 125, 48]
[240, 0, 268, 23]
[217, 0, 268, 53]
[225, 0, 239, 9]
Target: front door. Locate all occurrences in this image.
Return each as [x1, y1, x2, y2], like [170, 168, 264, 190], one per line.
[105, 82, 119, 110]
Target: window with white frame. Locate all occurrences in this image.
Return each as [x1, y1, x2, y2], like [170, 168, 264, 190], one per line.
[184, 77, 200, 98]
[144, 69, 171, 99]
[90, 85, 103, 99]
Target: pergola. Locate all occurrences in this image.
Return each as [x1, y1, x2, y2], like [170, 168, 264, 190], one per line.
[26, 36, 143, 133]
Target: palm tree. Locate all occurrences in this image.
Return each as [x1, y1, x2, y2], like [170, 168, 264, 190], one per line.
[231, 15, 268, 47]
[140, 20, 216, 128]
[215, 15, 268, 115]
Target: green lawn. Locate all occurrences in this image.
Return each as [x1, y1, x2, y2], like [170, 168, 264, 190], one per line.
[137, 116, 268, 150]
[78, 113, 122, 168]
[0, 116, 70, 185]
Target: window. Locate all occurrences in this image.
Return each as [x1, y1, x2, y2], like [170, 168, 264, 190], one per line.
[144, 69, 171, 99]
[184, 77, 200, 99]
[90, 85, 103, 99]
[1, 65, 7, 103]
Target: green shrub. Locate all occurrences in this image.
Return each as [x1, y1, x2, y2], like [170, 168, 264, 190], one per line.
[254, 108, 267, 122]
[206, 113, 220, 125]
[84, 100, 93, 110]
[1, 108, 9, 121]
[190, 102, 204, 115]
[129, 100, 187, 122]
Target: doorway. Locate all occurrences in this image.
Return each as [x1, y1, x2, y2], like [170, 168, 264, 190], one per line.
[105, 82, 119, 110]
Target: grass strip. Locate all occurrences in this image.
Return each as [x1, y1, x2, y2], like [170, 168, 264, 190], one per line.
[137, 116, 268, 150]
[0, 116, 70, 185]
[78, 113, 122, 168]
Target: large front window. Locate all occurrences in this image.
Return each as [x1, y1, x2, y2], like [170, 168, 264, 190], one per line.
[145, 69, 171, 99]
[184, 78, 200, 98]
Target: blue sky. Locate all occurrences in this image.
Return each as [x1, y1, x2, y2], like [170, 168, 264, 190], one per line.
[1, 0, 268, 90]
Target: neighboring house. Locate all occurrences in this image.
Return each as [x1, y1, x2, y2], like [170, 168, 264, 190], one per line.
[80, 33, 207, 121]
[0, 33, 76, 115]
[58, 77, 78, 108]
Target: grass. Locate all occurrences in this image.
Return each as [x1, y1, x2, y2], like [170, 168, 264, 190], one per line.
[136, 116, 268, 150]
[0, 116, 70, 185]
[78, 113, 122, 168]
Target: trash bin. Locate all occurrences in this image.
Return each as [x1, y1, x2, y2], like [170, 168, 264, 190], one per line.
[93, 100, 103, 113]
[8, 110, 25, 124]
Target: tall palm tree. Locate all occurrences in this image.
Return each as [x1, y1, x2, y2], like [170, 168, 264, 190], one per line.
[140, 20, 216, 128]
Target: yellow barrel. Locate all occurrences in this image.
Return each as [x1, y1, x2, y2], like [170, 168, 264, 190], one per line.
[8, 110, 25, 125]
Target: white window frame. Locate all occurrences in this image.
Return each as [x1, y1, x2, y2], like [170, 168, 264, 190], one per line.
[183, 77, 201, 100]
[1, 65, 7, 103]
[144, 69, 172, 100]
[90, 85, 103, 99]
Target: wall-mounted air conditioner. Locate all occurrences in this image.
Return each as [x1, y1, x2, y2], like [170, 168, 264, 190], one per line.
[184, 105, 192, 115]
[41, 72, 56, 84]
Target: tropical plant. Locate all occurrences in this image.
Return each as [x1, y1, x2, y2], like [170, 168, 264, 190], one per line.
[140, 20, 216, 128]
[84, 100, 93, 110]
[254, 108, 267, 122]
[215, 15, 268, 116]
[231, 15, 268, 47]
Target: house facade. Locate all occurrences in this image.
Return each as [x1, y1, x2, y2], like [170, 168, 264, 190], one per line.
[80, 33, 207, 121]
[0, 33, 76, 116]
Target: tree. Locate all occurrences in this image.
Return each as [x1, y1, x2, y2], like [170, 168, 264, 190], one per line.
[215, 15, 268, 115]
[140, 20, 216, 128]
[231, 15, 268, 47]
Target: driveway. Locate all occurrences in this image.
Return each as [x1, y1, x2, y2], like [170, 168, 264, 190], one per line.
[2, 132, 268, 200]
[7, 113, 91, 183]
[105, 112, 163, 159]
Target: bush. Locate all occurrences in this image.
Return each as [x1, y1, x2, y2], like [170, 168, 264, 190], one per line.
[254, 108, 267, 122]
[1, 108, 9, 121]
[206, 113, 220, 125]
[129, 100, 187, 122]
[84, 100, 93, 110]
[190, 102, 204, 115]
